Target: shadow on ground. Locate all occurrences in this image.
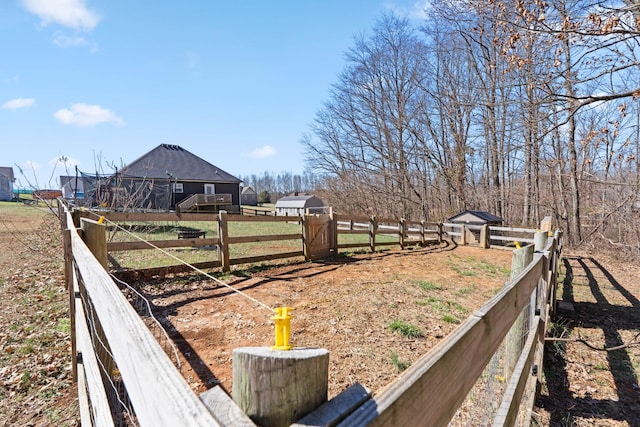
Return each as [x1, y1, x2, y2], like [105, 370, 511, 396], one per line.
[536, 256, 640, 426]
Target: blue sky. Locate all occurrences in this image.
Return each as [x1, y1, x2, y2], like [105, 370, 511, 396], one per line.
[1, 0, 428, 189]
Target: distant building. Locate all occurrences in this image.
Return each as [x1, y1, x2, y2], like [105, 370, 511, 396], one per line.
[117, 144, 242, 211]
[241, 186, 258, 206]
[448, 210, 503, 226]
[0, 167, 15, 201]
[275, 195, 324, 216]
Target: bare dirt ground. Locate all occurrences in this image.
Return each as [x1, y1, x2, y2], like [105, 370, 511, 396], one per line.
[1, 203, 639, 426]
[130, 242, 514, 400]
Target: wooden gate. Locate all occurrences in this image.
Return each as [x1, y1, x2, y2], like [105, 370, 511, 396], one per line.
[304, 214, 334, 261]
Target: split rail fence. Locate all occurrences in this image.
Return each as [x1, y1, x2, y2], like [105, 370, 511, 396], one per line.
[59, 200, 562, 426]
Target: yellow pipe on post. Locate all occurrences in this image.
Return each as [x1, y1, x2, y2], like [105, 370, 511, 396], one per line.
[271, 307, 293, 350]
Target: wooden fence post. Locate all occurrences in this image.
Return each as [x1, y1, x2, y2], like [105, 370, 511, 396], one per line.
[399, 218, 406, 249]
[480, 224, 489, 249]
[460, 224, 467, 245]
[437, 222, 443, 243]
[302, 214, 311, 261]
[80, 218, 107, 269]
[330, 207, 338, 256]
[505, 244, 534, 380]
[218, 210, 230, 272]
[420, 220, 426, 246]
[233, 347, 329, 427]
[63, 223, 77, 382]
[369, 216, 377, 252]
[534, 230, 548, 252]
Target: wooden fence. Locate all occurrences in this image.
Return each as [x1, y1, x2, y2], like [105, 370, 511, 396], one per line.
[60, 201, 562, 426]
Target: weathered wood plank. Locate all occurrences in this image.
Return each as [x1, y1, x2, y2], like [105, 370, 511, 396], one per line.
[339, 255, 545, 427]
[70, 229, 221, 426]
[200, 386, 256, 427]
[228, 233, 303, 244]
[75, 295, 115, 426]
[336, 229, 370, 235]
[102, 212, 219, 222]
[107, 237, 220, 251]
[292, 383, 371, 427]
[230, 214, 302, 223]
[334, 214, 371, 223]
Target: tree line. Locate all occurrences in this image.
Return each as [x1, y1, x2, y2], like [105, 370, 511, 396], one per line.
[298, 0, 640, 254]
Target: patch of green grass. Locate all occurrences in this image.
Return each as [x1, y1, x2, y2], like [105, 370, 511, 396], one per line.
[455, 286, 474, 296]
[389, 319, 422, 338]
[390, 352, 411, 372]
[446, 254, 509, 278]
[441, 314, 460, 324]
[55, 318, 71, 334]
[416, 280, 442, 292]
[591, 362, 608, 371]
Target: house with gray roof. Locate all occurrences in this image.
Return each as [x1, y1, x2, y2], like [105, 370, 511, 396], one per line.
[117, 144, 242, 212]
[0, 167, 15, 201]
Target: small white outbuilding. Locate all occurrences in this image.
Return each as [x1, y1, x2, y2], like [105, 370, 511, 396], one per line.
[274, 195, 324, 216]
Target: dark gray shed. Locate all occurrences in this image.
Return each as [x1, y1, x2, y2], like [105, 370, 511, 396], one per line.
[0, 167, 15, 201]
[448, 210, 503, 225]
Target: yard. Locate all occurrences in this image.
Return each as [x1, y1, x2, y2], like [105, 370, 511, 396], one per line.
[1, 201, 639, 425]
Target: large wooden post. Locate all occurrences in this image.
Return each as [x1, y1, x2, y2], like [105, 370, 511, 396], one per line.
[480, 224, 490, 249]
[80, 218, 107, 269]
[218, 210, 230, 272]
[399, 218, 406, 249]
[233, 347, 329, 427]
[369, 216, 377, 252]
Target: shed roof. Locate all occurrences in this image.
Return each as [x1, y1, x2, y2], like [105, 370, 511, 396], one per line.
[448, 210, 503, 224]
[275, 195, 323, 209]
[0, 167, 15, 181]
[241, 186, 257, 195]
[119, 144, 241, 183]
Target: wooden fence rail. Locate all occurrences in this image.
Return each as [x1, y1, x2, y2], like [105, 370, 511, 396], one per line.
[60, 200, 561, 426]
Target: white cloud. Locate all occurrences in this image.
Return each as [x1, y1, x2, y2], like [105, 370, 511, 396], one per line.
[22, 0, 100, 31]
[2, 98, 35, 110]
[24, 160, 40, 171]
[384, 1, 431, 20]
[53, 32, 88, 48]
[54, 103, 125, 127]
[249, 145, 277, 159]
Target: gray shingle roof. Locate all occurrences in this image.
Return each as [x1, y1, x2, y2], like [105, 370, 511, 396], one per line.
[119, 144, 241, 183]
[448, 210, 503, 224]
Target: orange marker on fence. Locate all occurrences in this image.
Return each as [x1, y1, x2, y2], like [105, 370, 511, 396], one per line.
[272, 307, 293, 350]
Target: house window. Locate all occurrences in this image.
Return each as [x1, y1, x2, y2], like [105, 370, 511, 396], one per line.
[204, 184, 215, 195]
[173, 183, 184, 193]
